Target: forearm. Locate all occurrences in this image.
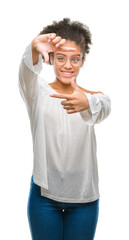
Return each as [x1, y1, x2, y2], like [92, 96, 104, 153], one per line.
[31, 38, 40, 65]
[18, 43, 43, 104]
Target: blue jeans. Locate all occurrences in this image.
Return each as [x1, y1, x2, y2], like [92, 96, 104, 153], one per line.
[27, 175, 99, 240]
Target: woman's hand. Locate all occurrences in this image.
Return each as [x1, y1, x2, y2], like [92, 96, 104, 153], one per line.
[50, 77, 90, 114]
[31, 33, 77, 65]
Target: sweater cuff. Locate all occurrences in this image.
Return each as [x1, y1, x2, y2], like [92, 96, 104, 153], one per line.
[85, 92, 102, 114]
[22, 43, 43, 75]
[79, 92, 102, 124]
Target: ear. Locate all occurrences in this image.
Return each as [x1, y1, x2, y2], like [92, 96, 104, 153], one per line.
[81, 56, 85, 67]
[50, 53, 54, 65]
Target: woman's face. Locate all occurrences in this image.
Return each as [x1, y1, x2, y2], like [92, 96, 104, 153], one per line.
[51, 40, 85, 84]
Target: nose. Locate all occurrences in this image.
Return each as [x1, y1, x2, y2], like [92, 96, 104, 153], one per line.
[64, 58, 72, 69]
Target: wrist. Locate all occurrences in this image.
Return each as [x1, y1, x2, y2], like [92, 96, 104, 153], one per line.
[31, 38, 39, 54]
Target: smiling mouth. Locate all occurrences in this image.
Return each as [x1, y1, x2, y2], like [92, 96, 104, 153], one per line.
[61, 71, 74, 76]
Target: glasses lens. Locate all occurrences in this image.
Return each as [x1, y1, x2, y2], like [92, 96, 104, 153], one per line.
[55, 55, 82, 66]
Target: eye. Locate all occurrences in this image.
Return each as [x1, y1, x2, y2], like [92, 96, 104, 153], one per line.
[58, 57, 65, 61]
[72, 58, 80, 63]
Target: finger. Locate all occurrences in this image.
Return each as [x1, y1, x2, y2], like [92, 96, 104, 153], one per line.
[67, 109, 77, 114]
[50, 36, 62, 46]
[47, 33, 56, 41]
[63, 105, 74, 109]
[61, 100, 74, 106]
[56, 38, 66, 46]
[41, 51, 49, 63]
[57, 46, 77, 52]
[50, 93, 72, 99]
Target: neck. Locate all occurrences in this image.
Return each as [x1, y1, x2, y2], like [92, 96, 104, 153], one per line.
[53, 78, 75, 91]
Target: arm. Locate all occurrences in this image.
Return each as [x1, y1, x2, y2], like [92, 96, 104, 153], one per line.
[18, 33, 77, 106]
[31, 39, 40, 65]
[18, 43, 43, 106]
[80, 92, 111, 125]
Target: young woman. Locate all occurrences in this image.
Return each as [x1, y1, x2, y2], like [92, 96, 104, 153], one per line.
[18, 18, 111, 240]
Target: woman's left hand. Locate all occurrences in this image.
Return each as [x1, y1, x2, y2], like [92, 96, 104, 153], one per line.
[49, 77, 90, 114]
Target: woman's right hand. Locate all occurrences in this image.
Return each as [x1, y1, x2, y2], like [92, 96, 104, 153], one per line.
[31, 33, 77, 65]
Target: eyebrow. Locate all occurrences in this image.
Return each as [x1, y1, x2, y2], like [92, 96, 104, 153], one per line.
[56, 53, 81, 57]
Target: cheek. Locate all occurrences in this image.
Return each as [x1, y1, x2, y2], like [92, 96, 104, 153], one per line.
[54, 66, 60, 76]
[74, 66, 81, 74]
[53, 62, 59, 71]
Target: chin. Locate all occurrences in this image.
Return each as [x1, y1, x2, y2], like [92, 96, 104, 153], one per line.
[57, 75, 76, 84]
[61, 79, 72, 85]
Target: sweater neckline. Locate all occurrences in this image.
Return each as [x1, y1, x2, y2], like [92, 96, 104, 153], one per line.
[47, 82, 72, 95]
[46, 82, 59, 94]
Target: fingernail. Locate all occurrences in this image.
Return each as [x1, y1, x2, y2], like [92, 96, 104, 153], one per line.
[48, 39, 52, 45]
[56, 43, 59, 48]
[49, 94, 53, 97]
[48, 39, 51, 42]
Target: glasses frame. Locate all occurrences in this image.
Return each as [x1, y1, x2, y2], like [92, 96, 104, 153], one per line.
[54, 53, 83, 66]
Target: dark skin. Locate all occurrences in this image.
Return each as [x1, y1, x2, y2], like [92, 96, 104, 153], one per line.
[48, 41, 102, 114]
[49, 77, 102, 114]
[31, 33, 102, 114]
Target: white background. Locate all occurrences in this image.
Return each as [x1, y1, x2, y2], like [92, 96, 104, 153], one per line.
[0, 0, 129, 239]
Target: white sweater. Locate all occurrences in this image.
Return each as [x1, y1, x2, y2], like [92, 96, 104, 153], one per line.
[18, 43, 111, 203]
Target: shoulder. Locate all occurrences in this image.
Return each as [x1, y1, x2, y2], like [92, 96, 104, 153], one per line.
[78, 86, 103, 95]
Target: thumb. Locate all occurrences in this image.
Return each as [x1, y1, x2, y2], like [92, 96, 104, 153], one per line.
[41, 51, 49, 63]
[70, 77, 79, 91]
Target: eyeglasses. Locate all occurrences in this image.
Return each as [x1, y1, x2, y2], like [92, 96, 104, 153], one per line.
[54, 55, 83, 66]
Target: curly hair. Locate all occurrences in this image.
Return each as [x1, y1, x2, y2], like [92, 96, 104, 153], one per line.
[39, 18, 92, 64]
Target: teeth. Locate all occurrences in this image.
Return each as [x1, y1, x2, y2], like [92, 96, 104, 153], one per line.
[62, 72, 72, 75]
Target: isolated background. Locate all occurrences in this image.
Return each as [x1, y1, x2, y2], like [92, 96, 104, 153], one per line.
[0, 0, 129, 239]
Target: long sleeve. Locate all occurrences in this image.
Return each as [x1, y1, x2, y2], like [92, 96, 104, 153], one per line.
[18, 43, 43, 106]
[80, 92, 111, 125]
